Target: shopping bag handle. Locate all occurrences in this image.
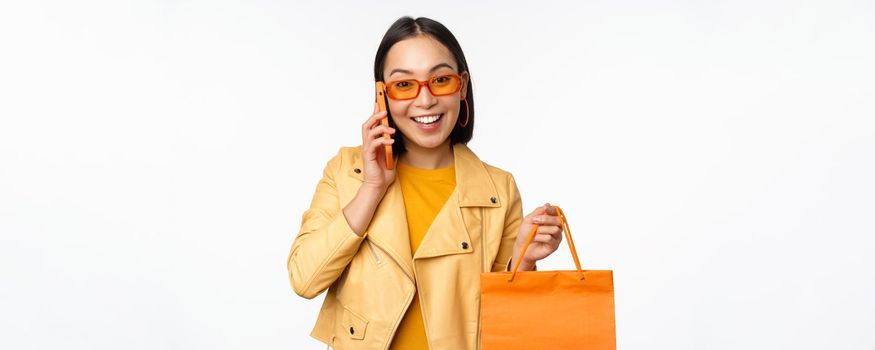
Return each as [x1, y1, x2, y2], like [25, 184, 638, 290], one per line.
[508, 205, 584, 282]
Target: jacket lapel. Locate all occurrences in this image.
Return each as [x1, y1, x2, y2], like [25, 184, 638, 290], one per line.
[346, 144, 502, 278]
[414, 144, 501, 260]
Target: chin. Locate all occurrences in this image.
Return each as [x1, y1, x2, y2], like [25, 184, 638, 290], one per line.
[407, 132, 452, 149]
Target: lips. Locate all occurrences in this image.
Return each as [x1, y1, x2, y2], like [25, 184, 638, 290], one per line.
[410, 113, 444, 131]
[411, 113, 443, 125]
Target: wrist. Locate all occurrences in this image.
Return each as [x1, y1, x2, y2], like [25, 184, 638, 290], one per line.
[517, 259, 536, 271]
[511, 244, 537, 271]
[359, 183, 388, 198]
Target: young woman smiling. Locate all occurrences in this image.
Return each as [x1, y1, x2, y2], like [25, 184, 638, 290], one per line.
[288, 16, 565, 350]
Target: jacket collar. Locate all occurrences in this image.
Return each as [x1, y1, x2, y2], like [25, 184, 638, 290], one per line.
[348, 143, 501, 280]
[349, 143, 501, 208]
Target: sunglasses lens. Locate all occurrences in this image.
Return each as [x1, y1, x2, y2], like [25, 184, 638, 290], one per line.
[388, 80, 419, 100]
[429, 75, 461, 95]
[386, 75, 462, 100]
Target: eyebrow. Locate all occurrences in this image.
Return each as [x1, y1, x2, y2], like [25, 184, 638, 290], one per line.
[388, 63, 455, 78]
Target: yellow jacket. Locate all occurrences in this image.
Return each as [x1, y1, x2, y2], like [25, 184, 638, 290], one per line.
[287, 143, 522, 349]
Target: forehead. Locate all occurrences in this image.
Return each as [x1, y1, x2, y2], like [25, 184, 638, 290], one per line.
[384, 35, 457, 77]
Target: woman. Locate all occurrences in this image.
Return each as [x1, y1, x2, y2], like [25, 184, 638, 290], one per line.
[287, 16, 565, 349]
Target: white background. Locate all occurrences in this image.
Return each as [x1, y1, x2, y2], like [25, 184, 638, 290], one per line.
[1, 1, 874, 349]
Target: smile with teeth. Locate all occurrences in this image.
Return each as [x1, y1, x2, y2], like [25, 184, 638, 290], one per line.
[412, 113, 443, 124]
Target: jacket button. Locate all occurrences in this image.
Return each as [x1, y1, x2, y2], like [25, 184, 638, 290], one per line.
[353, 168, 361, 174]
[349, 326, 355, 335]
[461, 242, 469, 249]
[490, 196, 497, 204]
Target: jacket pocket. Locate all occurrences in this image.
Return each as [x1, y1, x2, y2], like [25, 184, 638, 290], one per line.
[341, 305, 369, 341]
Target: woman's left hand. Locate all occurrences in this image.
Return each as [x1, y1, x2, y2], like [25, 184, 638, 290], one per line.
[511, 203, 563, 271]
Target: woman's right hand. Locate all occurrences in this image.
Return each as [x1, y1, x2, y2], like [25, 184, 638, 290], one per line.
[360, 102, 396, 191]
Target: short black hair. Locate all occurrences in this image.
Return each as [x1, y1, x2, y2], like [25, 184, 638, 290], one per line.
[373, 16, 475, 156]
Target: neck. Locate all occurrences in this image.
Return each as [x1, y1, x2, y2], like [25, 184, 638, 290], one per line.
[399, 140, 454, 169]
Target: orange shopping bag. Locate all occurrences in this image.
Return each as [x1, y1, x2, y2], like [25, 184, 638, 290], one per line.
[479, 206, 616, 349]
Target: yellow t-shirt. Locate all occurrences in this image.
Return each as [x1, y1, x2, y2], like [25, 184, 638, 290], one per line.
[389, 161, 456, 350]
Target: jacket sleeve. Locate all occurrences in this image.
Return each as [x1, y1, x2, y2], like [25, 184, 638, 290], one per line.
[287, 148, 367, 299]
[492, 173, 524, 272]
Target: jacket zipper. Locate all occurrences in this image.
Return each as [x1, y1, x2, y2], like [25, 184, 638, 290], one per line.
[476, 207, 485, 350]
[481, 207, 487, 273]
[370, 238, 416, 350]
[414, 261, 436, 350]
[367, 241, 382, 264]
[384, 284, 416, 350]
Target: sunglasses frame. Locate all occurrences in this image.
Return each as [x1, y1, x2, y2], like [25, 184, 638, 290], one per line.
[383, 73, 463, 100]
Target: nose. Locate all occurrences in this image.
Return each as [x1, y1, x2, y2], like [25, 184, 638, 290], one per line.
[413, 83, 437, 109]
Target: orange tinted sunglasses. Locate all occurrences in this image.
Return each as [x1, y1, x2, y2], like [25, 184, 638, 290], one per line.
[384, 74, 463, 100]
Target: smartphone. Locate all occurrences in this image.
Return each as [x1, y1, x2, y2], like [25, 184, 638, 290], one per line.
[375, 81, 394, 170]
